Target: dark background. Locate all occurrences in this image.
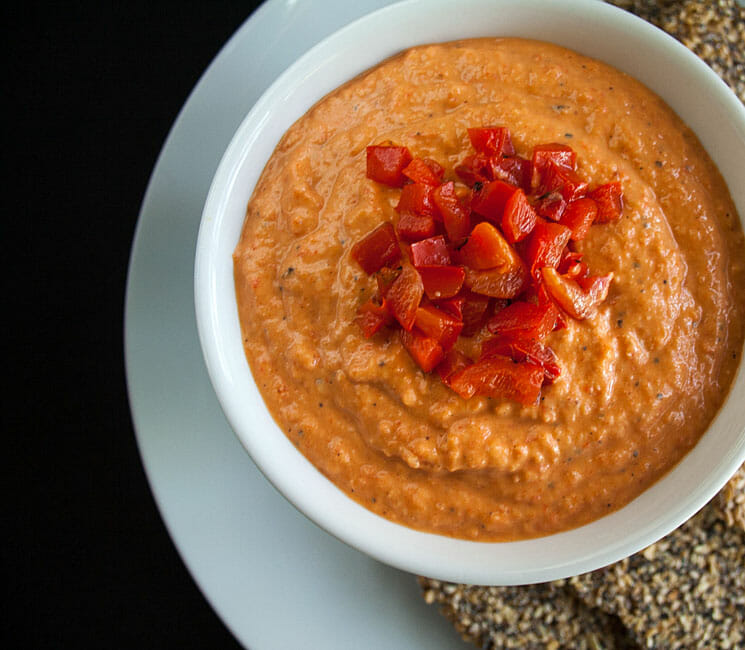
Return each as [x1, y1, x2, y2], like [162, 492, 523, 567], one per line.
[12, 3, 263, 647]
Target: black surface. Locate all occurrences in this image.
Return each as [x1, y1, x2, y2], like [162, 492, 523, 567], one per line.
[12, 3, 263, 648]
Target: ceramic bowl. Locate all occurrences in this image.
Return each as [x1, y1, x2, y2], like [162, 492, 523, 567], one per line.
[195, 0, 745, 585]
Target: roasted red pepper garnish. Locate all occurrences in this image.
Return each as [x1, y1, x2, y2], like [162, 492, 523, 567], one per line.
[350, 222, 401, 275]
[352, 132, 622, 404]
[588, 182, 623, 223]
[418, 265, 465, 300]
[366, 145, 413, 187]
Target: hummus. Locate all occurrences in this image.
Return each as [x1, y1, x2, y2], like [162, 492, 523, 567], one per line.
[233, 38, 745, 540]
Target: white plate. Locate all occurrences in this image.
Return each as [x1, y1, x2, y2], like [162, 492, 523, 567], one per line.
[124, 0, 470, 647]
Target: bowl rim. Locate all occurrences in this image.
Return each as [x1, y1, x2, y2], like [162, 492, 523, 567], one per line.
[195, 0, 745, 585]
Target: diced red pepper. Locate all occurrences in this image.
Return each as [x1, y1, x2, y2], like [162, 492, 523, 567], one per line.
[396, 182, 438, 217]
[531, 143, 576, 190]
[396, 183, 440, 219]
[375, 266, 401, 298]
[418, 265, 466, 299]
[481, 337, 561, 383]
[467, 126, 515, 157]
[470, 180, 517, 224]
[539, 161, 588, 202]
[414, 303, 464, 351]
[588, 182, 623, 223]
[422, 158, 445, 180]
[535, 192, 567, 222]
[558, 250, 588, 278]
[355, 300, 393, 338]
[541, 267, 613, 319]
[366, 145, 412, 187]
[448, 355, 544, 405]
[403, 157, 443, 186]
[460, 290, 491, 336]
[455, 153, 492, 186]
[432, 181, 471, 244]
[493, 156, 531, 190]
[386, 264, 424, 330]
[464, 264, 528, 300]
[436, 349, 472, 384]
[460, 222, 515, 270]
[396, 211, 437, 242]
[434, 295, 466, 320]
[560, 197, 597, 241]
[487, 300, 558, 343]
[400, 328, 444, 373]
[350, 222, 401, 275]
[501, 188, 538, 243]
[523, 220, 572, 279]
[410, 235, 451, 267]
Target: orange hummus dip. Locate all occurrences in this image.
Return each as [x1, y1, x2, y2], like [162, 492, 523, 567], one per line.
[233, 38, 745, 541]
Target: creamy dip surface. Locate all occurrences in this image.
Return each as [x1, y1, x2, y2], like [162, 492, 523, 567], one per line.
[233, 38, 745, 541]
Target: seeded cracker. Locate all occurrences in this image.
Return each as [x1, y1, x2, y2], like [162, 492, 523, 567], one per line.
[417, 578, 637, 649]
[715, 461, 745, 533]
[570, 502, 745, 649]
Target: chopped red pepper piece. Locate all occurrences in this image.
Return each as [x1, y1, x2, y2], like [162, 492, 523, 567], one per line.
[535, 192, 567, 222]
[386, 264, 424, 330]
[366, 145, 412, 187]
[402, 157, 443, 186]
[460, 290, 491, 336]
[396, 211, 437, 242]
[396, 182, 438, 217]
[421, 157, 445, 180]
[540, 161, 589, 202]
[560, 197, 598, 241]
[418, 265, 466, 300]
[558, 250, 588, 278]
[541, 267, 613, 319]
[487, 300, 558, 343]
[400, 328, 444, 373]
[436, 349, 472, 385]
[465, 262, 528, 300]
[531, 143, 576, 190]
[414, 303, 464, 351]
[355, 300, 393, 338]
[460, 222, 515, 270]
[410, 235, 451, 267]
[493, 156, 531, 191]
[481, 337, 561, 383]
[432, 181, 471, 244]
[350, 222, 401, 275]
[501, 188, 538, 243]
[467, 126, 515, 157]
[448, 355, 544, 405]
[588, 182, 623, 223]
[454, 153, 492, 186]
[434, 295, 466, 320]
[470, 180, 517, 224]
[375, 266, 401, 298]
[523, 220, 572, 279]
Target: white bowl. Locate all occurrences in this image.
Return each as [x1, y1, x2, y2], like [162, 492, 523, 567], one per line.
[195, 0, 745, 585]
